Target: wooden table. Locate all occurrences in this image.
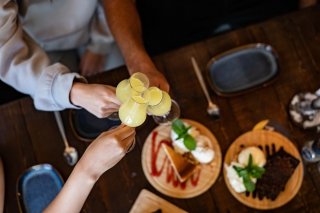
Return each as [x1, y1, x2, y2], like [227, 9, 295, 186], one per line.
[1, 5, 320, 213]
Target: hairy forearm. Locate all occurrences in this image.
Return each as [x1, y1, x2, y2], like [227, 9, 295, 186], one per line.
[299, 0, 317, 8]
[102, 0, 155, 73]
[103, 0, 170, 91]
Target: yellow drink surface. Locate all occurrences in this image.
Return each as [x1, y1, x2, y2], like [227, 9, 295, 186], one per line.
[143, 87, 163, 106]
[147, 91, 172, 116]
[132, 95, 148, 104]
[119, 98, 147, 127]
[116, 79, 130, 103]
[130, 76, 147, 93]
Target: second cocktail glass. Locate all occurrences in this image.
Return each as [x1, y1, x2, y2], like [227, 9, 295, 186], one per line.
[143, 87, 180, 125]
[152, 99, 181, 125]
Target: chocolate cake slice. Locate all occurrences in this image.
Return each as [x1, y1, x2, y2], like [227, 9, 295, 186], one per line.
[255, 147, 300, 200]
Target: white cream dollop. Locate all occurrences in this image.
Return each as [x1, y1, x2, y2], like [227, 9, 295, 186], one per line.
[171, 123, 200, 154]
[171, 129, 189, 155]
[225, 162, 246, 193]
[191, 135, 214, 164]
[226, 146, 265, 193]
[171, 122, 214, 164]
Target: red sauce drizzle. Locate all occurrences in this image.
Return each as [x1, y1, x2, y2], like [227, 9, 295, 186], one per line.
[166, 163, 187, 189]
[150, 131, 201, 189]
[190, 170, 201, 186]
[150, 131, 171, 176]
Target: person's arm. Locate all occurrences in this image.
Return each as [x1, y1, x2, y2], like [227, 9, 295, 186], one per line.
[70, 83, 120, 118]
[44, 125, 135, 212]
[102, 0, 170, 92]
[0, 1, 120, 117]
[0, 0, 82, 111]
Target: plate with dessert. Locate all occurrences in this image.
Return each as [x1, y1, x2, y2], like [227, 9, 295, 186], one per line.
[141, 119, 222, 198]
[224, 130, 303, 210]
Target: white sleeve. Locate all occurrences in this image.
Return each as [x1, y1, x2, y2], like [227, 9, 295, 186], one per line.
[87, 2, 115, 55]
[0, 0, 84, 111]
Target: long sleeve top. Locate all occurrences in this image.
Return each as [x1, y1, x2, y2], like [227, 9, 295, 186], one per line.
[0, 0, 114, 111]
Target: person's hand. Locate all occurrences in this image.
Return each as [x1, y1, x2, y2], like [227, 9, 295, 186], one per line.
[141, 69, 170, 92]
[78, 124, 136, 181]
[80, 50, 106, 77]
[43, 125, 136, 213]
[128, 62, 170, 92]
[70, 82, 121, 118]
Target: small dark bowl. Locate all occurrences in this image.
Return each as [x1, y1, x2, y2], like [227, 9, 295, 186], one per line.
[69, 109, 121, 142]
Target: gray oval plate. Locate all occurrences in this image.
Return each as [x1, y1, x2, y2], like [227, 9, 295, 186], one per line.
[206, 43, 279, 96]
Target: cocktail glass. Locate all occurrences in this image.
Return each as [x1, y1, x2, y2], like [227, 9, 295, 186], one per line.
[110, 72, 149, 120]
[116, 72, 149, 103]
[119, 95, 148, 127]
[150, 95, 180, 125]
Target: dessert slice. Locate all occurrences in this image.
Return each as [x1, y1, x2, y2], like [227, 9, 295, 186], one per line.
[255, 147, 300, 200]
[162, 144, 197, 182]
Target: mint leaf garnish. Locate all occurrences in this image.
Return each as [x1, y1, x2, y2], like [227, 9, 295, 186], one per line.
[183, 134, 196, 151]
[243, 176, 255, 192]
[250, 166, 265, 178]
[232, 154, 265, 192]
[172, 119, 196, 151]
[172, 119, 185, 135]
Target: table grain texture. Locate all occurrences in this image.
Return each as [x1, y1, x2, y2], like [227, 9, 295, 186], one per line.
[1, 6, 320, 213]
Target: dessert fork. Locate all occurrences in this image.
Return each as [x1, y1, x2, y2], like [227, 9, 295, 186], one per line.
[190, 57, 220, 119]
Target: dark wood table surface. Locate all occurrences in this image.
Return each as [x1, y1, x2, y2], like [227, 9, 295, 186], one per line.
[1, 5, 320, 213]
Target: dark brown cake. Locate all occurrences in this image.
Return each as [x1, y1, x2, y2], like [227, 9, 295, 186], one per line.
[255, 147, 300, 200]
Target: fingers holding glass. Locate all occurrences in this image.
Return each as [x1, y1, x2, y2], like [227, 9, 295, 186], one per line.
[109, 125, 136, 153]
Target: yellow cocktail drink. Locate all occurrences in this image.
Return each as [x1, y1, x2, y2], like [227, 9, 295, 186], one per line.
[147, 91, 172, 116]
[143, 87, 163, 106]
[119, 95, 148, 127]
[116, 72, 149, 103]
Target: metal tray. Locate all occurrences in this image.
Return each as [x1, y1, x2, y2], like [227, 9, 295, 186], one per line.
[17, 164, 64, 213]
[206, 43, 279, 96]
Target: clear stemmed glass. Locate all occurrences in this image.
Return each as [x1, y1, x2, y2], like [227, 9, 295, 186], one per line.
[118, 95, 149, 153]
[104, 72, 151, 152]
[110, 72, 149, 121]
[152, 99, 181, 125]
[143, 87, 180, 125]
[107, 72, 149, 121]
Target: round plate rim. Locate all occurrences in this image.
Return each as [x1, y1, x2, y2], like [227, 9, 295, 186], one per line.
[223, 130, 303, 210]
[141, 119, 222, 198]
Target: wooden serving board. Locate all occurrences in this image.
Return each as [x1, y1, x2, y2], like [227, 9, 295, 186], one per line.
[141, 119, 222, 198]
[223, 130, 303, 210]
[129, 189, 187, 213]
